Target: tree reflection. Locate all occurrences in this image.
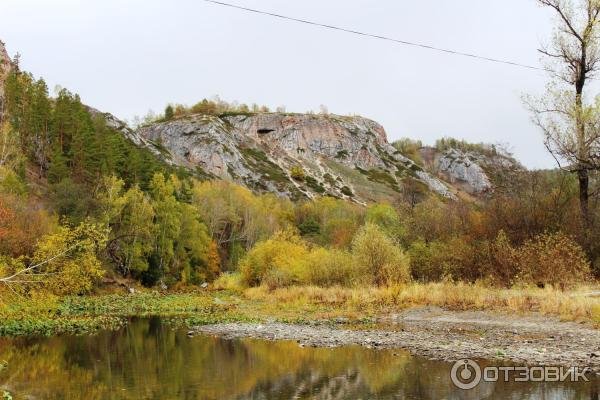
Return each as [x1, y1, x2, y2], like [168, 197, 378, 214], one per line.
[0, 318, 596, 399]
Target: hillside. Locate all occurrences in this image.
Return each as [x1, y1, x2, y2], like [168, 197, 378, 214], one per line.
[133, 112, 456, 203]
[420, 145, 522, 196]
[0, 40, 522, 204]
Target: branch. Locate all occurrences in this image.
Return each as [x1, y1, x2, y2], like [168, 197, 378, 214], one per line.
[0, 241, 82, 284]
[538, 0, 584, 42]
[544, 138, 569, 171]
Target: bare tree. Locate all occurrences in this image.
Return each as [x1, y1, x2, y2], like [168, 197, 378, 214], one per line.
[527, 0, 600, 236]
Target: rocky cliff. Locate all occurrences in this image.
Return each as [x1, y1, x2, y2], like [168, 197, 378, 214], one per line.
[0, 41, 12, 123]
[135, 113, 457, 202]
[0, 38, 524, 204]
[420, 146, 522, 196]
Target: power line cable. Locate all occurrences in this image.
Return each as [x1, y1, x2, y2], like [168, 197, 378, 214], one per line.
[201, 0, 551, 73]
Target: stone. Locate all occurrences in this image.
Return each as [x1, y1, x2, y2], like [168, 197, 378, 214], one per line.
[0, 40, 13, 124]
[432, 147, 521, 195]
[438, 149, 492, 193]
[134, 113, 456, 201]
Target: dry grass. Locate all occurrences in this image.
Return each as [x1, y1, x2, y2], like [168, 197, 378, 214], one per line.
[220, 277, 600, 323]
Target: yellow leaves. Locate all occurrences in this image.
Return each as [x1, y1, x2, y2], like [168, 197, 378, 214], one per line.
[289, 165, 305, 181]
[96, 175, 126, 225]
[192, 180, 293, 249]
[239, 232, 309, 288]
[514, 231, 591, 289]
[31, 221, 108, 295]
[207, 241, 221, 277]
[240, 223, 411, 289]
[303, 248, 358, 287]
[352, 223, 411, 286]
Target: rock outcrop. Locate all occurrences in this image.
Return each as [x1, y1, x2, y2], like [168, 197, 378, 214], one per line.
[0, 41, 12, 124]
[136, 113, 457, 202]
[420, 146, 521, 195]
[438, 149, 493, 193]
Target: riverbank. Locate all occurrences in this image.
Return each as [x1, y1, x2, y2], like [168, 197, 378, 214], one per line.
[2, 282, 600, 369]
[194, 306, 600, 371]
[2, 283, 600, 336]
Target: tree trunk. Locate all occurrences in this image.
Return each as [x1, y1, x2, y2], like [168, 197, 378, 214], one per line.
[578, 168, 590, 231]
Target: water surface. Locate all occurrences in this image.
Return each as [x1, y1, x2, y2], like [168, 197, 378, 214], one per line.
[0, 317, 597, 399]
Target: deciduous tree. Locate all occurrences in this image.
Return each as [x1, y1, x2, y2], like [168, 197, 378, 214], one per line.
[528, 0, 600, 238]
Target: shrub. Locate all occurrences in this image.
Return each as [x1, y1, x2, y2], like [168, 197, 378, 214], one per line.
[352, 223, 410, 285]
[213, 272, 245, 291]
[28, 221, 107, 295]
[294, 197, 363, 247]
[408, 237, 477, 282]
[304, 248, 361, 287]
[391, 138, 423, 165]
[340, 186, 353, 196]
[321, 218, 358, 249]
[290, 165, 305, 181]
[477, 230, 519, 286]
[407, 240, 436, 281]
[514, 231, 590, 289]
[298, 219, 320, 236]
[365, 203, 406, 241]
[0, 195, 57, 257]
[239, 229, 308, 287]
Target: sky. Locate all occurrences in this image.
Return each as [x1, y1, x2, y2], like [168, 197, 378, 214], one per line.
[2, 0, 592, 168]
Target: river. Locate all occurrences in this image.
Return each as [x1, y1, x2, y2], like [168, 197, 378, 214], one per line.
[0, 317, 597, 399]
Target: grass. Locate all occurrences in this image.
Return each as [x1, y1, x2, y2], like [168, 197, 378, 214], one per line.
[2, 281, 599, 337]
[355, 167, 400, 192]
[216, 276, 600, 324]
[239, 147, 290, 184]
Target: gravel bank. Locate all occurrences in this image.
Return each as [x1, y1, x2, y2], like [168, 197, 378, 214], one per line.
[192, 307, 600, 370]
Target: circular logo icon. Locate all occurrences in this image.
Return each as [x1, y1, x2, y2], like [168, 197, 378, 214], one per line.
[450, 359, 482, 390]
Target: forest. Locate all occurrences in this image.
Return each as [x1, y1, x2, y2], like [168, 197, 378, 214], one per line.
[0, 61, 599, 304]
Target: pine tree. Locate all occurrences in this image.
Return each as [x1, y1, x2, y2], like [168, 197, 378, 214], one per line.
[164, 104, 174, 121]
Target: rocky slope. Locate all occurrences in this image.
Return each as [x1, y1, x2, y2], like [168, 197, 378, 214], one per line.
[420, 146, 522, 196]
[0, 40, 519, 203]
[0, 41, 12, 123]
[135, 113, 457, 202]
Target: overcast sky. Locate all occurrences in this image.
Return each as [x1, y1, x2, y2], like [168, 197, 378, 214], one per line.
[4, 0, 593, 168]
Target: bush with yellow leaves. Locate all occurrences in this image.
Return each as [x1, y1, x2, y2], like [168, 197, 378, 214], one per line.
[351, 223, 411, 285]
[514, 231, 590, 289]
[239, 228, 308, 288]
[304, 248, 360, 287]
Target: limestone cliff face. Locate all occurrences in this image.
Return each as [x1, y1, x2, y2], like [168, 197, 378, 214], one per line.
[438, 149, 493, 193]
[0, 41, 12, 123]
[420, 146, 521, 195]
[136, 113, 456, 202]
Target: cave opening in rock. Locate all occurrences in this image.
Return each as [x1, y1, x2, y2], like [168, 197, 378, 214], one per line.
[257, 128, 275, 134]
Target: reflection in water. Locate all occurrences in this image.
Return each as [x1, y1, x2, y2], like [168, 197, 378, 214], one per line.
[0, 317, 597, 399]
